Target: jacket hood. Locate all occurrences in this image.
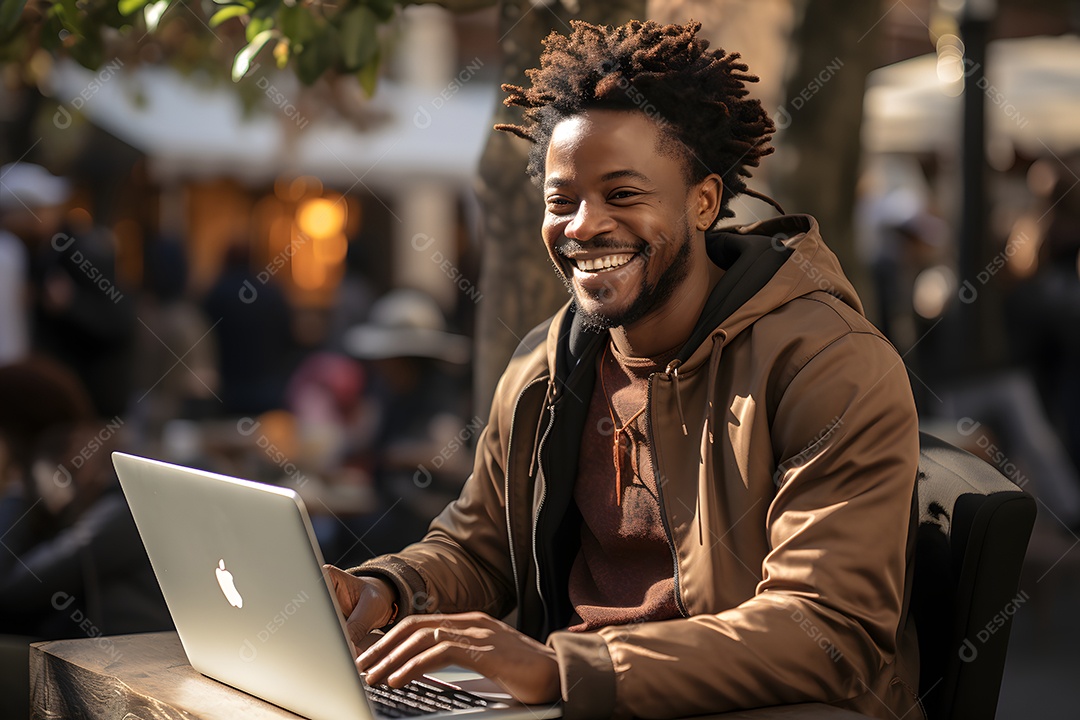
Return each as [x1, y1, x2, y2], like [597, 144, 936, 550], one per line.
[549, 213, 863, 380]
[682, 213, 863, 369]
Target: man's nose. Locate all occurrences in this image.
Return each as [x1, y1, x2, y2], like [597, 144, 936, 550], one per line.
[564, 200, 617, 241]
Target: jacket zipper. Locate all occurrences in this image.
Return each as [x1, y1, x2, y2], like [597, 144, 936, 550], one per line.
[530, 390, 558, 631]
[645, 374, 689, 618]
[504, 377, 549, 603]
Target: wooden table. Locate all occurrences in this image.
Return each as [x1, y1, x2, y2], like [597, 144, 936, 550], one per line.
[30, 632, 873, 719]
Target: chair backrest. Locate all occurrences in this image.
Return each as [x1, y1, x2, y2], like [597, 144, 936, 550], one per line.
[911, 431, 1036, 720]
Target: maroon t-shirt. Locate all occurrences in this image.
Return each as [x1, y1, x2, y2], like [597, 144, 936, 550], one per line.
[567, 340, 681, 632]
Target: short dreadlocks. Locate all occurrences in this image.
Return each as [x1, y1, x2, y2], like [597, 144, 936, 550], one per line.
[496, 19, 775, 220]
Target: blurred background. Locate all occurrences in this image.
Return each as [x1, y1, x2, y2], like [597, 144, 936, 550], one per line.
[1, 0, 1078, 716]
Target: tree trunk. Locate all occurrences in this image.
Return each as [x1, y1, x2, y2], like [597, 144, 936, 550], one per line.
[772, 0, 885, 307]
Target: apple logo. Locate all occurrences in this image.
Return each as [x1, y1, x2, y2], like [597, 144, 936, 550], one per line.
[215, 559, 244, 608]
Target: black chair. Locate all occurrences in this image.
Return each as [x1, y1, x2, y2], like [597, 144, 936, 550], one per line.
[911, 431, 1037, 719]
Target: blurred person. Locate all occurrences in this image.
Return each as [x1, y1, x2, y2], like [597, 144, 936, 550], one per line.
[286, 352, 367, 475]
[854, 159, 946, 355]
[31, 216, 138, 420]
[321, 20, 922, 720]
[0, 358, 170, 716]
[283, 352, 375, 562]
[202, 242, 296, 416]
[1007, 168, 1080, 476]
[3, 165, 139, 419]
[907, 166, 1080, 530]
[0, 358, 169, 636]
[340, 289, 471, 561]
[131, 238, 219, 451]
[324, 239, 378, 356]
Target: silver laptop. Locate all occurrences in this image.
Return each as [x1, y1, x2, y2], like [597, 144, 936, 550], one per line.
[112, 452, 562, 720]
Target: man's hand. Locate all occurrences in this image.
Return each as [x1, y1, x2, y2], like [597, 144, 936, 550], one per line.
[356, 612, 560, 706]
[323, 565, 396, 651]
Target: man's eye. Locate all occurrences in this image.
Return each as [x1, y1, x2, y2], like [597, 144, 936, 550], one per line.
[609, 191, 638, 201]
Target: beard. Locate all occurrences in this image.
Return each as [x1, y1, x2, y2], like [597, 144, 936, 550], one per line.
[559, 218, 694, 333]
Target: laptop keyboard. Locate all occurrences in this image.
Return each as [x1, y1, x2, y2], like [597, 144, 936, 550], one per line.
[365, 678, 492, 717]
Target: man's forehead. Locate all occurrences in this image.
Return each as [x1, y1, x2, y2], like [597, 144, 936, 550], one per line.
[548, 110, 661, 144]
[543, 111, 669, 184]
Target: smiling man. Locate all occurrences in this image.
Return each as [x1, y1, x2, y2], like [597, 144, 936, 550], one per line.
[327, 19, 922, 720]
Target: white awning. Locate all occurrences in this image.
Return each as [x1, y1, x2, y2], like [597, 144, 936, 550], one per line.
[48, 59, 496, 188]
[863, 34, 1080, 156]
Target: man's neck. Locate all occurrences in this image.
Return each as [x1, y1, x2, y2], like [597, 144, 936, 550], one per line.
[608, 263, 724, 359]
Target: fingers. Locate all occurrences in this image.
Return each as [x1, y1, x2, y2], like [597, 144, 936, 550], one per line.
[355, 613, 561, 706]
[365, 629, 487, 687]
[358, 615, 493, 684]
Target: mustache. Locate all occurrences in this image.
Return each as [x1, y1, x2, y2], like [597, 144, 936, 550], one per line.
[556, 236, 643, 257]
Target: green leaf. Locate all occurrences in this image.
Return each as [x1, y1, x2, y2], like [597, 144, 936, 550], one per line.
[357, 51, 380, 97]
[39, 12, 64, 51]
[295, 26, 339, 85]
[278, 4, 316, 43]
[362, 0, 397, 22]
[55, 0, 81, 34]
[339, 5, 376, 72]
[144, 0, 172, 32]
[245, 14, 272, 42]
[68, 32, 104, 69]
[232, 28, 274, 81]
[0, 0, 28, 36]
[209, 5, 248, 28]
[251, 0, 280, 20]
[118, 0, 151, 16]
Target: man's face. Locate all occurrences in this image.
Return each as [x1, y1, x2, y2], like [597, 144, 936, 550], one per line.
[541, 110, 703, 332]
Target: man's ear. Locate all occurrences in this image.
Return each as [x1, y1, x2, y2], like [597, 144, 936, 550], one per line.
[694, 174, 724, 231]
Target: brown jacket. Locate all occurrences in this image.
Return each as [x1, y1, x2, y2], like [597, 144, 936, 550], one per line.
[355, 215, 923, 720]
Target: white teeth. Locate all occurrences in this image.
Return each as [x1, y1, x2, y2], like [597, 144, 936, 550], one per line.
[574, 253, 635, 272]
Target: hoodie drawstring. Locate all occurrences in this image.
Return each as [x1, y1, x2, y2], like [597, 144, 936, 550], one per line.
[664, 359, 689, 437]
[665, 332, 726, 546]
[705, 332, 726, 446]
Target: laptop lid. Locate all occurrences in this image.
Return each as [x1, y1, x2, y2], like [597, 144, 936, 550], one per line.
[113, 451, 373, 720]
[112, 452, 562, 720]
